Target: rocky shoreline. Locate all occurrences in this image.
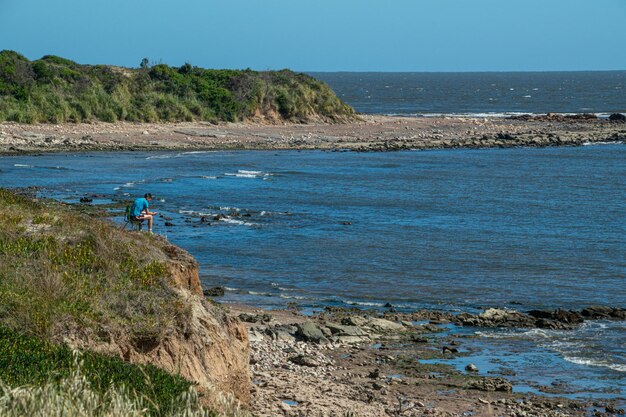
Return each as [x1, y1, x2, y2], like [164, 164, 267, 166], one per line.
[1, 114, 625, 155]
[223, 301, 625, 417]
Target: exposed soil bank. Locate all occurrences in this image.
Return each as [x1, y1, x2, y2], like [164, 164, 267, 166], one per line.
[1, 115, 625, 155]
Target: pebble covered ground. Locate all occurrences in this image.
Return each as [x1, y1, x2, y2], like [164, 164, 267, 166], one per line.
[230, 305, 624, 417]
[1, 114, 625, 155]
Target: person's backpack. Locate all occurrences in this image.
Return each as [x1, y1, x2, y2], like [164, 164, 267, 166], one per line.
[123, 205, 143, 230]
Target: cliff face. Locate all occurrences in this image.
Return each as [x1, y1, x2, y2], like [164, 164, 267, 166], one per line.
[66, 243, 251, 403]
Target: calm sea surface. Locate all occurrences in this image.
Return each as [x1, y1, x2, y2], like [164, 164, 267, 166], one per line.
[1, 146, 624, 402]
[311, 71, 626, 115]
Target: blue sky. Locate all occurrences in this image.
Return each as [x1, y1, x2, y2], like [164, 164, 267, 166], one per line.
[1, 0, 625, 71]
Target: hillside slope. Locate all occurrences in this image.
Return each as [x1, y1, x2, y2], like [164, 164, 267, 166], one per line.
[0, 188, 250, 402]
[0, 50, 355, 124]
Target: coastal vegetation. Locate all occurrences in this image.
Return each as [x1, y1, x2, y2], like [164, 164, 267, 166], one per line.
[0, 50, 355, 124]
[0, 188, 187, 345]
[0, 188, 250, 416]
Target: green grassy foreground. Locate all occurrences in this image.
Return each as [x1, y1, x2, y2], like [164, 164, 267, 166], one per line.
[0, 327, 197, 416]
[0, 50, 355, 123]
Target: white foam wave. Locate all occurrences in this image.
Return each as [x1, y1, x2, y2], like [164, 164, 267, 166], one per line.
[386, 111, 614, 119]
[279, 294, 308, 300]
[201, 176, 218, 179]
[224, 173, 257, 178]
[343, 300, 386, 307]
[247, 291, 273, 296]
[224, 170, 273, 179]
[146, 151, 217, 160]
[582, 141, 622, 146]
[13, 164, 32, 167]
[219, 218, 256, 226]
[561, 356, 626, 373]
[476, 328, 554, 340]
[178, 209, 216, 217]
[387, 112, 531, 119]
[180, 151, 217, 155]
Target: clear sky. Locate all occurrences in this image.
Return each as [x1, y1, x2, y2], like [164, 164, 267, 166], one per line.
[1, 0, 625, 72]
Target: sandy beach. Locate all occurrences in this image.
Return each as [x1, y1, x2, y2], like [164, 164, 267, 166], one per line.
[1, 115, 625, 155]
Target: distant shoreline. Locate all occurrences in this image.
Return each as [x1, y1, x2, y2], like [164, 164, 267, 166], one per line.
[1, 114, 625, 155]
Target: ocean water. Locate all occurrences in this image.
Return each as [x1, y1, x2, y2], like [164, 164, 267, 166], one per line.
[311, 71, 626, 116]
[1, 146, 625, 403]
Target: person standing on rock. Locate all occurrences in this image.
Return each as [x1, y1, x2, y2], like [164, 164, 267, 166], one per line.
[131, 193, 157, 233]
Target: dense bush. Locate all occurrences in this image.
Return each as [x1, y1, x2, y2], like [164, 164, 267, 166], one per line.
[0, 50, 355, 123]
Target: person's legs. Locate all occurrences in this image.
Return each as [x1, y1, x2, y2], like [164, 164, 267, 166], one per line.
[137, 214, 153, 232]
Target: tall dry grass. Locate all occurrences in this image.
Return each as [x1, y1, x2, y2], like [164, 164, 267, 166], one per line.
[0, 353, 250, 417]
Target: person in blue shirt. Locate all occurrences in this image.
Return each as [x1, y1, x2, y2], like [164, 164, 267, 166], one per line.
[130, 193, 157, 233]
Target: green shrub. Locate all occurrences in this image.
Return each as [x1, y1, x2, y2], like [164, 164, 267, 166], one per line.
[0, 50, 355, 123]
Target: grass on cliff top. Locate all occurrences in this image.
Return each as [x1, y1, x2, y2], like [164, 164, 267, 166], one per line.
[0, 326, 199, 416]
[0, 50, 355, 124]
[0, 187, 192, 350]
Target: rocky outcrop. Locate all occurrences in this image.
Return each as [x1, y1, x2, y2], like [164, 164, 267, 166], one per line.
[469, 377, 513, 392]
[65, 243, 251, 403]
[609, 113, 626, 122]
[457, 307, 626, 330]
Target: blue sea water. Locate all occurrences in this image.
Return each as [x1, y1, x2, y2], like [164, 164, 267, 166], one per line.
[1, 145, 624, 403]
[311, 71, 626, 115]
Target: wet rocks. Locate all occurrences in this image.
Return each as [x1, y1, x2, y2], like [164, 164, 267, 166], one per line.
[465, 363, 479, 373]
[609, 113, 626, 122]
[469, 377, 513, 392]
[528, 308, 584, 325]
[458, 306, 626, 330]
[458, 308, 538, 328]
[442, 346, 458, 354]
[581, 306, 626, 320]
